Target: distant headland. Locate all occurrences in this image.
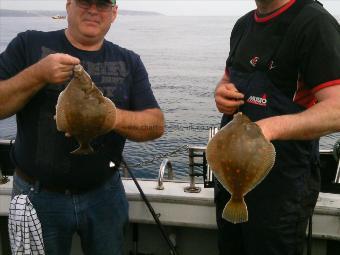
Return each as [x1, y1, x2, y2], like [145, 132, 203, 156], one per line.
[0, 9, 163, 17]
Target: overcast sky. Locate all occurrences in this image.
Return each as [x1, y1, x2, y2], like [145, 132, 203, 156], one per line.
[0, 0, 339, 16]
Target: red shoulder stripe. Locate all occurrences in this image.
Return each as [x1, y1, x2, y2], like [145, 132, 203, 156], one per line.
[312, 79, 340, 94]
[294, 80, 316, 108]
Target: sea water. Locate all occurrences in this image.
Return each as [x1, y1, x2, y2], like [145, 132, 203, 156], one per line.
[0, 15, 339, 179]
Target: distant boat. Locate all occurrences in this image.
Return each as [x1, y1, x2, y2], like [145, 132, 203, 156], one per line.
[52, 15, 66, 19]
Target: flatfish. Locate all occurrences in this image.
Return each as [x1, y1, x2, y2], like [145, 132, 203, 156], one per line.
[55, 64, 116, 154]
[206, 112, 275, 223]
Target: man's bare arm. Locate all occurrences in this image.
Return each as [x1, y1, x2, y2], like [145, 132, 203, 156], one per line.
[256, 84, 340, 141]
[0, 53, 79, 119]
[104, 107, 165, 142]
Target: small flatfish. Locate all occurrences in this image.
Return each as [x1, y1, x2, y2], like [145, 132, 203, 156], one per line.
[206, 112, 275, 223]
[55, 64, 116, 154]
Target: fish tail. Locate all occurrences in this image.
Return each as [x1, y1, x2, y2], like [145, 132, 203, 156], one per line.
[71, 144, 94, 155]
[222, 197, 248, 224]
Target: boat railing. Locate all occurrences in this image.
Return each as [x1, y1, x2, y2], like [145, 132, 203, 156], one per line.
[156, 158, 174, 190]
[182, 129, 340, 194]
[184, 146, 205, 193]
[184, 127, 219, 193]
[1, 136, 340, 189]
[331, 140, 340, 184]
[0, 139, 15, 145]
[0, 139, 14, 184]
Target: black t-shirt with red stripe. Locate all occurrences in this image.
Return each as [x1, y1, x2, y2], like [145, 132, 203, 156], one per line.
[226, 0, 340, 108]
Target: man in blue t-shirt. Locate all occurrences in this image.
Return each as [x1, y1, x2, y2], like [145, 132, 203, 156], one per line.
[0, 0, 164, 254]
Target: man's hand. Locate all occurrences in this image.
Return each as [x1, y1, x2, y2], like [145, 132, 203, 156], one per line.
[215, 73, 244, 115]
[35, 53, 80, 84]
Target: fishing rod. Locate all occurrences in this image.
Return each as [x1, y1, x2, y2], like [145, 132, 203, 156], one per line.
[121, 159, 178, 255]
[307, 215, 312, 255]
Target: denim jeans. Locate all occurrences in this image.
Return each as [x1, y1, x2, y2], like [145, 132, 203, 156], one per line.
[12, 170, 129, 255]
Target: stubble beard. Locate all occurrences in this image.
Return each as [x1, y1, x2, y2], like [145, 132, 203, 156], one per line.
[255, 0, 275, 4]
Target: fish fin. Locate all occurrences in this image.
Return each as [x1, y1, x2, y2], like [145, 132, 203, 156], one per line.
[55, 107, 67, 132]
[71, 144, 94, 155]
[247, 144, 276, 193]
[222, 197, 248, 224]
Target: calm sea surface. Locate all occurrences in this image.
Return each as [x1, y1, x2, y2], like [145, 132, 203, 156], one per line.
[0, 16, 339, 179]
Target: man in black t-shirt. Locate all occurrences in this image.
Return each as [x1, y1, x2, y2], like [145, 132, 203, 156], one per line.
[0, 0, 164, 254]
[214, 0, 340, 254]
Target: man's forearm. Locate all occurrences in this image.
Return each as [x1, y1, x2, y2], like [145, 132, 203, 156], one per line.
[0, 53, 80, 119]
[0, 64, 45, 119]
[257, 94, 340, 141]
[113, 108, 165, 142]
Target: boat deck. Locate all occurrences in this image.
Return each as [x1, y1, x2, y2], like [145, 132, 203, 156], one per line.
[1, 177, 340, 240]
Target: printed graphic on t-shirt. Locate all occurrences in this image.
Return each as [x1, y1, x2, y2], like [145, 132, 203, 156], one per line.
[82, 60, 128, 99]
[41, 46, 128, 98]
[246, 94, 267, 107]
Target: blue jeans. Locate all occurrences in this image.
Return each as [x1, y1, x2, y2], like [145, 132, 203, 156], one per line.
[12, 171, 129, 255]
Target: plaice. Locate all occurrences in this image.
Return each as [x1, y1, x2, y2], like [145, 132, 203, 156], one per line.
[206, 112, 276, 223]
[55, 64, 116, 154]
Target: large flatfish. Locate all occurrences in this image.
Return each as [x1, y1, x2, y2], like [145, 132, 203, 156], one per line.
[206, 112, 275, 223]
[55, 64, 116, 154]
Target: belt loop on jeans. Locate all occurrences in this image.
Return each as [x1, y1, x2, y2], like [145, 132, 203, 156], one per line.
[15, 167, 40, 193]
[15, 168, 35, 184]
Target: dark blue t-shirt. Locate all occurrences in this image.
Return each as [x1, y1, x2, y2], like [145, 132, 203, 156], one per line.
[0, 29, 159, 189]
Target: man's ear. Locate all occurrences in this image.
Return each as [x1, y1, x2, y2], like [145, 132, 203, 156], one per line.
[111, 5, 118, 23]
[66, 0, 71, 12]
